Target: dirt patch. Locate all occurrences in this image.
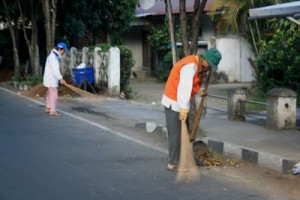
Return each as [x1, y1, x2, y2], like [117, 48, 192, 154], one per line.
[22, 83, 79, 98]
[22, 84, 47, 98]
[207, 163, 300, 200]
[0, 69, 14, 82]
[194, 140, 300, 199]
[0, 69, 79, 98]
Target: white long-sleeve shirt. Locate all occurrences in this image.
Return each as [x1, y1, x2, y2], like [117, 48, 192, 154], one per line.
[43, 49, 63, 88]
[161, 63, 198, 112]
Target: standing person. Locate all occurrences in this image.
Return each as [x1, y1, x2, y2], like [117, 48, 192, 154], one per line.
[161, 48, 222, 171]
[43, 42, 67, 116]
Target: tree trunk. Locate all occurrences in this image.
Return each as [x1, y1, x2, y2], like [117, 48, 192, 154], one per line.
[179, 0, 189, 55]
[11, 28, 21, 77]
[51, 0, 57, 48]
[18, 0, 40, 75]
[190, 0, 207, 54]
[42, 0, 51, 53]
[165, 0, 177, 65]
[41, 0, 57, 53]
[179, 0, 207, 133]
[31, 0, 40, 75]
[2, 0, 21, 77]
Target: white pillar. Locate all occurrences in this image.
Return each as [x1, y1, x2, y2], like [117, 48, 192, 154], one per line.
[266, 88, 297, 130]
[70, 47, 77, 68]
[107, 47, 120, 95]
[93, 47, 101, 85]
[82, 47, 89, 64]
[227, 89, 246, 121]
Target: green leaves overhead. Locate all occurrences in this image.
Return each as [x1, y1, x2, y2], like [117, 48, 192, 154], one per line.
[58, 0, 138, 46]
[256, 21, 300, 93]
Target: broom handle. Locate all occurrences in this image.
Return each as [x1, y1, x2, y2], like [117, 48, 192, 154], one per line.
[190, 70, 212, 141]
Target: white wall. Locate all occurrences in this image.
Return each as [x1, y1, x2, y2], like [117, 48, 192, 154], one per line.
[124, 27, 143, 72]
[127, 15, 256, 82]
[216, 36, 255, 82]
[200, 14, 255, 83]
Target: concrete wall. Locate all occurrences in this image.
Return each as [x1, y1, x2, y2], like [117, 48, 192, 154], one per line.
[199, 15, 255, 82]
[60, 47, 120, 95]
[124, 27, 143, 72]
[216, 36, 255, 82]
[127, 14, 256, 82]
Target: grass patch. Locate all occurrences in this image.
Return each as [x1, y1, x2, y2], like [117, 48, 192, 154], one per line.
[246, 87, 266, 112]
[246, 96, 266, 111]
[246, 87, 299, 111]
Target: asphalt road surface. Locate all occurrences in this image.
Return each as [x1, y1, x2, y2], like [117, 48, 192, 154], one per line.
[0, 88, 296, 200]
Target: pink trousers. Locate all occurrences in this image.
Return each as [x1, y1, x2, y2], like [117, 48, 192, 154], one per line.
[46, 87, 58, 112]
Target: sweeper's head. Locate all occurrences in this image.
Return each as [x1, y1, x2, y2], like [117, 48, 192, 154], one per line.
[200, 48, 222, 70]
[56, 42, 67, 55]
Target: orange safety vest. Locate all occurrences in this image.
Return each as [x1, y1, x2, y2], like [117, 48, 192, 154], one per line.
[164, 55, 200, 101]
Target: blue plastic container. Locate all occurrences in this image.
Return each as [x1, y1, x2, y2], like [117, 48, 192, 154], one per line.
[72, 67, 95, 85]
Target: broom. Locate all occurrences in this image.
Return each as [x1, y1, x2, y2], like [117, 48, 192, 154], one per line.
[190, 70, 212, 141]
[176, 120, 200, 184]
[64, 83, 98, 98]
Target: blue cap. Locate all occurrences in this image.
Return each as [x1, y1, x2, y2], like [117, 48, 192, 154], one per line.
[56, 42, 67, 50]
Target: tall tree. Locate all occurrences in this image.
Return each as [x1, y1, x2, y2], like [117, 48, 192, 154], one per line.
[17, 0, 41, 75]
[165, 0, 177, 65]
[41, 0, 57, 53]
[177, 0, 208, 132]
[180, 0, 207, 56]
[57, 0, 138, 46]
[1, 0, 21, 77]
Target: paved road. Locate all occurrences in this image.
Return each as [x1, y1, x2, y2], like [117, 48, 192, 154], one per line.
[0, 89, 278, 200]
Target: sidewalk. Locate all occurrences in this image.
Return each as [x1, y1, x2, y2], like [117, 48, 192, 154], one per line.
[130, 78, 300, 174]
[1, 79, 299, 174]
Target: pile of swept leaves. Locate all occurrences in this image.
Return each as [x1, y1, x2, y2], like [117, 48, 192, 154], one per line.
[193, 141, 242, 168]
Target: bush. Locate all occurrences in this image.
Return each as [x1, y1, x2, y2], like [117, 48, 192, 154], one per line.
[119, 45, 135, 98]
[95, 43, 111, 52]
[256, 21, 300, 94]
[155, 51, 173, 82]
[25, 75, 43, 86]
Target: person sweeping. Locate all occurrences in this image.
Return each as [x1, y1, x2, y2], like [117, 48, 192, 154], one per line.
[43, 42, 67, 116]
[161, 48, 222, 172]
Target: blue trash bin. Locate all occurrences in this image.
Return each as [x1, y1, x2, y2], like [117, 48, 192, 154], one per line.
[72, 67, 95, 86]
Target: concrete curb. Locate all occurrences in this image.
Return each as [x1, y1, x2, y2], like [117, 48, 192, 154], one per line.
[202, 137, 297, 174]
[135, 122, 297, 174]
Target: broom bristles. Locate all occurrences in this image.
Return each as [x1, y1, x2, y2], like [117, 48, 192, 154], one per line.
[176, 121, 200, 184]
[64, 83, 98, 98]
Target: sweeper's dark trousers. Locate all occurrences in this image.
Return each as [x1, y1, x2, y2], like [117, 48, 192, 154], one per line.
[164, 107, 181, 165]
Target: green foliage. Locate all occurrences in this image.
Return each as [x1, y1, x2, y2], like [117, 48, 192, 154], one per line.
[119, 45, 135, 98]
[147, 23, 182, 82]
[57, 0, 138, 46]
[155, 52, 173, 82]
[12, 75, 24, 82]
[11, 74, 42, 87]
[25, 75, 43, 87]
[246, 87, 266, 111]
[209, 0, 280, 56]
[108, 0, 138, 45]
[147, 23, 181, 54]
[147, 24, 170, 55]
[256, 20, 300, 94]
[96, 43, 112, 52]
